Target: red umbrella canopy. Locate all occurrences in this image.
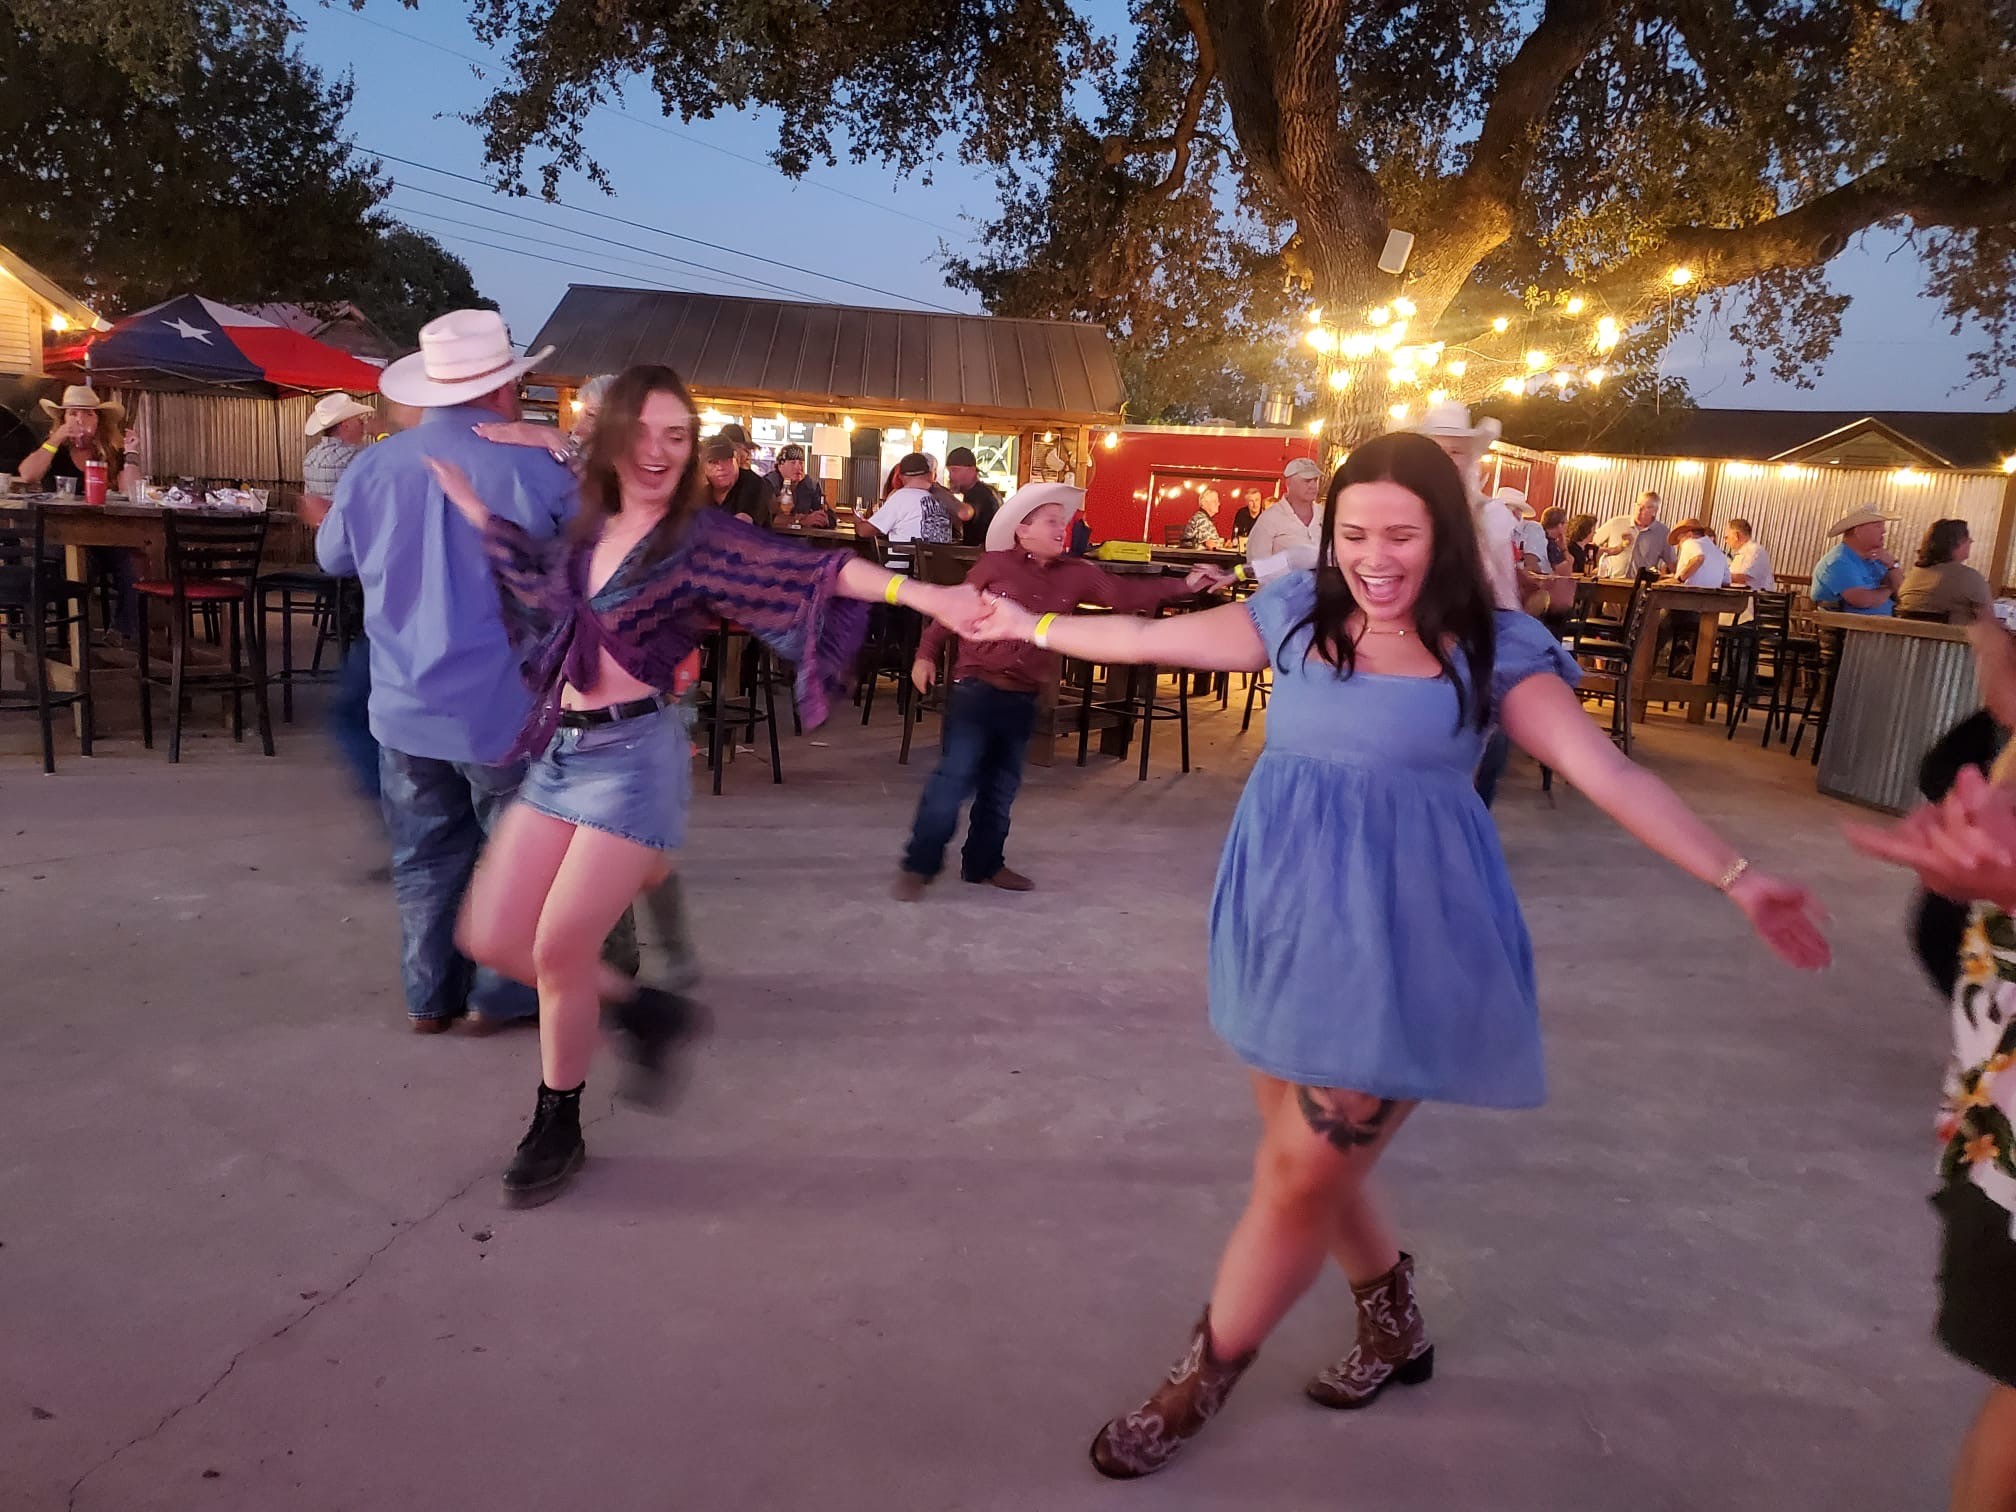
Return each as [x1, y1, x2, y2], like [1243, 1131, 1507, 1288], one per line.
[81, 295, 384, 392]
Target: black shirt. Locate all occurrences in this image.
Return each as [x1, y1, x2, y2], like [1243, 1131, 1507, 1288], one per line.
[959, 479, 1002, 548]
[1232, 506, 1257, 537]
[717, 469, 772, 529]
[40, 441, 123, 492]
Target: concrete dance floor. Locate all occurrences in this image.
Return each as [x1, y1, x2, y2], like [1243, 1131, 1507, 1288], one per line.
[1, 688, 1971, 1510]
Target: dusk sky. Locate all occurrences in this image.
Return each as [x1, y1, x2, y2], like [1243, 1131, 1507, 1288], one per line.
[298, 3, 2008, 416]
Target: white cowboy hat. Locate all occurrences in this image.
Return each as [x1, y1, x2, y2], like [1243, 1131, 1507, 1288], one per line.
[39, 384, 122, 422]
[378, 309, 554, 408]
[1493, 486, 1534, 518]
[1409, 400, 1501, 448]
[304, 393, 373, 437]
[987, 481, 1086, 553]
[1826, 504, 1899, 538]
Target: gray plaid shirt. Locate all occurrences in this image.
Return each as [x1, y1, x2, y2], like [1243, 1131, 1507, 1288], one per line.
[303, 435, 363, 500]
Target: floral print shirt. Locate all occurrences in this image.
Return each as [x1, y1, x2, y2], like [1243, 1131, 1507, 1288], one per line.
[1941, 905, 2016, 1232]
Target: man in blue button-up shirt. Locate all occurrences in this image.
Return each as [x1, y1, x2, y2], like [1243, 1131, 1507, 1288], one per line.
[317, 327, 578, 1032]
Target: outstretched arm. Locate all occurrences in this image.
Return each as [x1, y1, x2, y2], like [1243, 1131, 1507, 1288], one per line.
[967, 593, 1267, 674]
[1499, 672, 1828, 969]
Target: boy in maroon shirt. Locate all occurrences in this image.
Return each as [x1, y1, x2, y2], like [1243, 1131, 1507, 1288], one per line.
[894, 484, 1230, 898]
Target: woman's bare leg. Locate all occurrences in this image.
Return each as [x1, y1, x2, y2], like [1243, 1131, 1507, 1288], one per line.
[459, 803, 635, 1003]
[530, 827, 669, 1090]
[1954, 1385, 2016, 1512]
[1206, 1075, 1414, 1358]
[1330, 1172, 1403, 1285]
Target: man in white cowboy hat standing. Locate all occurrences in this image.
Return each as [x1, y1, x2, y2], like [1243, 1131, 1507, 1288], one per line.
[1810, 505, 1902, 616]
[893, 482, 1230, 899]
[315, 310, 577, 1033]
[20, 384, 144, 637]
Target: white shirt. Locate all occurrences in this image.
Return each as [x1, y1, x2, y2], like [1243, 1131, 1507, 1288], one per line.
[866, 486, 932, 544]
[1593, 515, 1639, 579]
[1476, 498, 1523, 610]
[1512, 518, 1549, 569]
[1246, 499, 1324, 583]
[1676, 536, 1731, 589]
[1729, 540, 1774, 592]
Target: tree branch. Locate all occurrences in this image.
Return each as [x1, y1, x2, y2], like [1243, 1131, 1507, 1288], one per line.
[1463, 0, 1614, 209]
[1100, 12, 1217, 204]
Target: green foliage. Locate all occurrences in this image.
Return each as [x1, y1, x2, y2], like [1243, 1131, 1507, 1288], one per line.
[0, 3, 389, 314]
[347, 228, 494, 349]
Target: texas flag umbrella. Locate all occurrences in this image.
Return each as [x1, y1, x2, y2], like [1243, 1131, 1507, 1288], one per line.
[82, 294, 383, 392]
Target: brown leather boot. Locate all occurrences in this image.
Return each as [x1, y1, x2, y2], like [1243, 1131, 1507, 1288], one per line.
[1305, 1251, 1434, 1409]
[1090, 1309, 1256, 1480]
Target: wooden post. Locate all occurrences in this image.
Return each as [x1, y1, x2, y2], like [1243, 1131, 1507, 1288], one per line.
[1699, 461, 1721, 530]
[1988, 469, 2016, 595]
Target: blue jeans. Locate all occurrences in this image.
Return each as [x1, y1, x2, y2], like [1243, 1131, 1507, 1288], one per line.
[378, 746, 538, 1024]
[330, 638, 380, 801]
[902, 680, 1037, 881]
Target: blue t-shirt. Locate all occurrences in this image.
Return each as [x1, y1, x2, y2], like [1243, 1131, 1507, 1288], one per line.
[317, 405, 579, 763]
[1809, 542, 1894, 616]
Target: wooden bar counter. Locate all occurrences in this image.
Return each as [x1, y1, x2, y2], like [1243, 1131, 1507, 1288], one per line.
[1813, 611, 1978, 814]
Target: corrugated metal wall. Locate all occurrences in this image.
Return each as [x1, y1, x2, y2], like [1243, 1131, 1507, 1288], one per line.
[117, 389, 383, 488]
[1546, 456, 2005, 578]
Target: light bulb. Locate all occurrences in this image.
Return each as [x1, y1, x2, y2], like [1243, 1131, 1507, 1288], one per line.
[48, 312, 68, 333]
[1552, 370, 1572, 389]
[1307, 306, 1324, 325]
[1306, 328, 1336, 354]
[1491, 316, 1510, 334]
[1341, 333, 1376, 359]
[841, 415, 856, 431]
[569, 398, 584, 413]
[1586, 367, 1605, 385]
[1525, 350, 1549, 370]
[1669, 266, 1694, 287]
[1428, 388, 1448, 404]
[1327, 368, 1351, 391]
[1388, 403, 1409, 421]
[1394, 296, 1417, 318]
[1446, 359, 1468, 378]
[1565, 296, 1585, 316]
[2004, 455, 2016, 474]
[1307, 418, 1325, 435]
[1502, 377, 1525, 397]
[1103, 430, 1120, 450]
[1368, 306, 1392, 326]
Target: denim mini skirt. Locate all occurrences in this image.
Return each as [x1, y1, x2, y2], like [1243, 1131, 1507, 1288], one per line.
[518, 702, 692, 852]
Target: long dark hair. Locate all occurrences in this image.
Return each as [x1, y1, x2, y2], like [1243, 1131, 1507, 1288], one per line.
[1917, 518, 1970, 569]
[1287, 431, 1496, 730]
[569, 364, 707, 557]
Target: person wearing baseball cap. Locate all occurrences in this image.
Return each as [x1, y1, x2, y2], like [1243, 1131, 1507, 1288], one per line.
[765, 443, 832, 527]
[945, 445, 1000, 547]
[1811, 504, 1902, 615]
[893, 482, 1232, 900]
[1241, 456, 1326, 584]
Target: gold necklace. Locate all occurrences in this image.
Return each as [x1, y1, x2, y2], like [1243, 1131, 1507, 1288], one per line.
[1359, 624, 1413, 638]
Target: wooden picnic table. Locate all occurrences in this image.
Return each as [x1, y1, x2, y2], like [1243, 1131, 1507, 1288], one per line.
[1580, 577, 1754, 725]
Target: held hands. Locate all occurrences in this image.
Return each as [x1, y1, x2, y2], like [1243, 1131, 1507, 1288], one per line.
[917, 582, 988, 638]
[1185, 565, 1236, 593]
[963, 590, 1040, 644]
[1844, 765, 2016, 909]
[423, 457, 492, 529]
[1724, 871, 1832, 971]
[473, 420, 571, 463]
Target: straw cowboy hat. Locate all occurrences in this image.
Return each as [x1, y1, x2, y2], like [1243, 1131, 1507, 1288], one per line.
[1826, 504, 1899, 538]
[378, 309, 553, 408]
[1667, 516, 1713, 543]
[987, 481, 1086, 553]
[1493, 486, 1535, 518]
[40, 384, 122, 422]
[304, 393, 373, 437]
[1409, 400, 1501, 450]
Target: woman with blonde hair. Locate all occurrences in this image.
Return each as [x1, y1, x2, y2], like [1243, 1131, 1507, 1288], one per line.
[20, 385, 143, 637]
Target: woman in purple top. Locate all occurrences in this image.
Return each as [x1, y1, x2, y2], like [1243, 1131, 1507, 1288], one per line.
[426, 365, 980, 1207]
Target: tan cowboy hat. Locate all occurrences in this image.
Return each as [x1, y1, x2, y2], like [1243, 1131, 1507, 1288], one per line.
[1409, 400, 1501, 449]
[378, 309, 553, 408]
[40, 384, 122, 422]
[1826, 504, 1898, 538]
[304, 392, 373, 437]
[1667, 516, 1712, 543]
[986, 481, 1086, 553]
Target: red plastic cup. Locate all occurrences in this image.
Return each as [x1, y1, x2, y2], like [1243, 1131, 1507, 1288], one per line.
[84, 459, 107, 505]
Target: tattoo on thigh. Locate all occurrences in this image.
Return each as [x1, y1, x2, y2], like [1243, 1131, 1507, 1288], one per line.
[1295, 1086, 1399, 1152]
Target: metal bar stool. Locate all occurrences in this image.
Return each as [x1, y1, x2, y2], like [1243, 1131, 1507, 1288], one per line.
[255, 567, 358, 722]
[0, 505, 94, 772]
[136, 511, 275, 763]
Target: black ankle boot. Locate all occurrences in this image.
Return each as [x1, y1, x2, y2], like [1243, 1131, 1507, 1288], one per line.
[501, 1084, 585, 1208]
[610, 988, 710, 1110]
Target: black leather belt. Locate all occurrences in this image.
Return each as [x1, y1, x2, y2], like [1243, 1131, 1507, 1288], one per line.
[558, 694, 673, 729]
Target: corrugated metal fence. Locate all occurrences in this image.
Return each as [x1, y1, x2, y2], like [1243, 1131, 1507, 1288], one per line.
[1547, 456, 2007, 578]
[115, 389, 383, 491]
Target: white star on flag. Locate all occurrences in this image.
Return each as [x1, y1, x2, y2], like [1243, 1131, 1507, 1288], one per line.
[163, 316, 213, 344]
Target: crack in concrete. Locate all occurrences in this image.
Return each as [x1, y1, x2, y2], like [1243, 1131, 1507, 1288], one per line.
[62, 1160, 497, 1511]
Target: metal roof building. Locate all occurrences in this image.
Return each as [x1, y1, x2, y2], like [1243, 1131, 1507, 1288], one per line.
[526, 286, 1125, 428]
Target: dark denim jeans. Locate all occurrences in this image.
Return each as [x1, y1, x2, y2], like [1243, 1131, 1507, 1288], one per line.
[902, 680, 1037, 881]
[330, 638, 380, 802]
[378, 746, 538, 1024]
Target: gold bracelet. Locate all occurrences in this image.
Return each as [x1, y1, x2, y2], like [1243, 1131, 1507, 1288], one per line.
[1033, 612, 1058, 649]
[1716, 857, 1751, 893]
[884, 576, 904, 607]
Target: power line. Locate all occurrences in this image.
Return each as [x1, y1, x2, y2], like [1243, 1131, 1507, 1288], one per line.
[317, 3, 971, 239]
[385, 187, 816, 300]
[356, 145, 965, 314]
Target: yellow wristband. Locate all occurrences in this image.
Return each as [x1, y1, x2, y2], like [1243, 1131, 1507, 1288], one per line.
[40, 439, 58, 455]
[1234, 562, 1250, 583]
[884, 576, 904, 607]
[1033, 612, 1059, 649]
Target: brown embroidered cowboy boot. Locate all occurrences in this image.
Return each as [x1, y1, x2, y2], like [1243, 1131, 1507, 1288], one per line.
[1306, 1251, 1434, 1409]
[1090, 1308, 1257, 1480]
